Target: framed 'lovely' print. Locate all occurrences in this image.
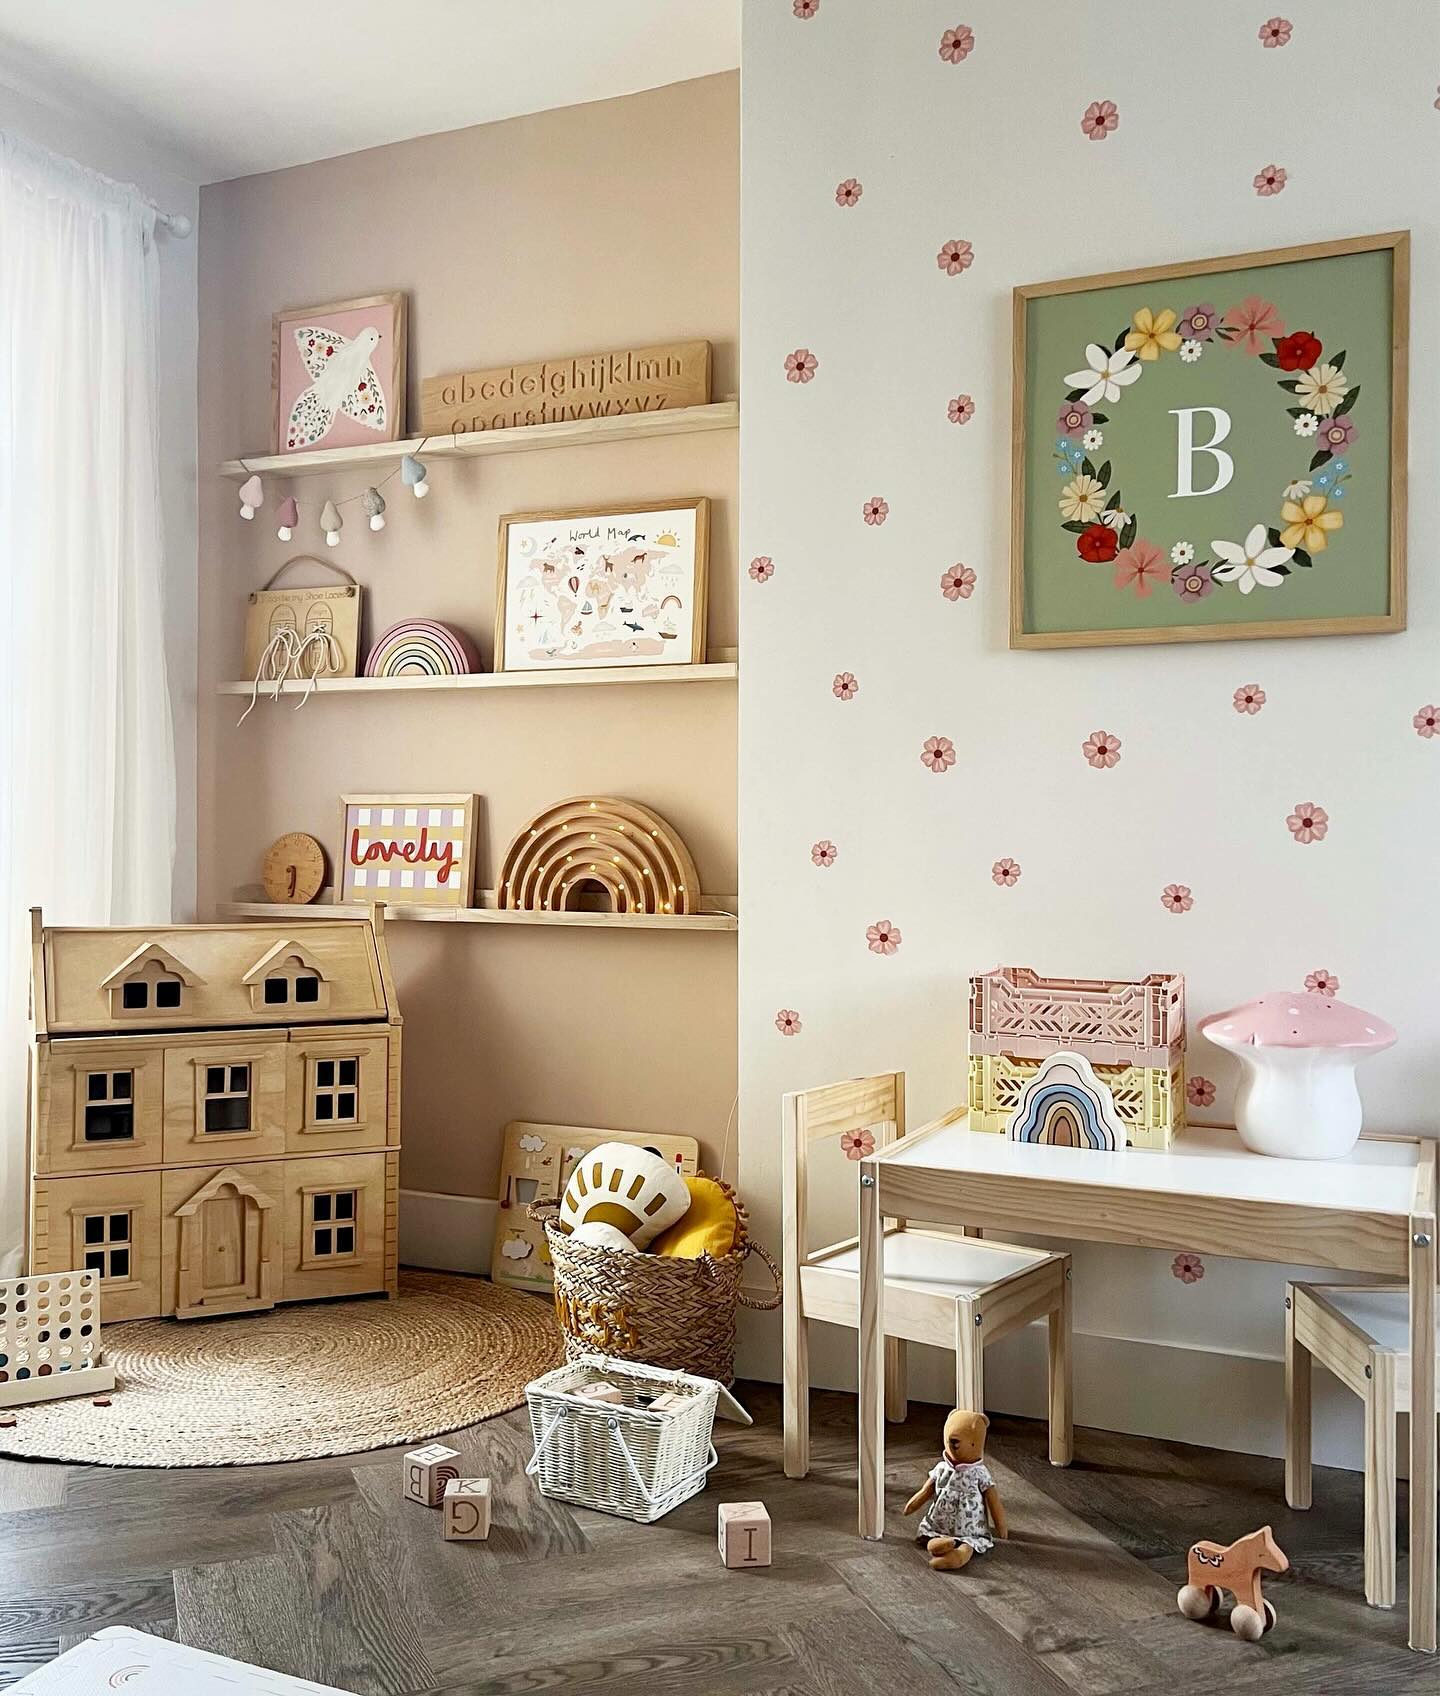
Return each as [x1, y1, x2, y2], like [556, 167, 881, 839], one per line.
[272, 292, 408, 455]
[1011, 232, 1408, 648]
[495, 498, 710, 673]
[337, 793, 478, 908]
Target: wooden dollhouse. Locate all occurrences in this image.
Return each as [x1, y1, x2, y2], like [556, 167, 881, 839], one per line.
[24, 908, 401, 1321]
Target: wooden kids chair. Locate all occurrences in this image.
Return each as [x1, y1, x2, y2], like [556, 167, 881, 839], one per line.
[782, 1072, 1073, 1478]
[1285, 1280, 1440, 1608]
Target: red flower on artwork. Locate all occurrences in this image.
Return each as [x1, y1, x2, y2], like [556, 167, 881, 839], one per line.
[1273, 330, 1322, 371]
[1077, 523, 1119, 563]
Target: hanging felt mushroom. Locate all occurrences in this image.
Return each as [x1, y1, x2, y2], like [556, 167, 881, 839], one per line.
[362, 486, 387, 531]
[320, 499, 344, 547]
[275, 496, 299, 542]
[401, 453, 429, 498]
[238, 474, 264, 520]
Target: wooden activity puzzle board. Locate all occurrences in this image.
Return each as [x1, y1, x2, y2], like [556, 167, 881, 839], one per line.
[490, 1120, 699, 1293]
[0, 1270, 115, 1409]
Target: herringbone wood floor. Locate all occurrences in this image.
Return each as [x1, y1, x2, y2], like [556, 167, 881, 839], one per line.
[0, 1382, 1428, 1694]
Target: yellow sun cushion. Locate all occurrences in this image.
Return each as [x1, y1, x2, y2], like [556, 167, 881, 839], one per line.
[650, 1175, 743, 1260]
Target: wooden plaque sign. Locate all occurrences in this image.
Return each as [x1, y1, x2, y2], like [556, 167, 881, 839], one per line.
[420, 339, 710, 436]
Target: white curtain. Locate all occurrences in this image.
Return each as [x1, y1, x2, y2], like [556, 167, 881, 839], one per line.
[0, 134, 176, 1273]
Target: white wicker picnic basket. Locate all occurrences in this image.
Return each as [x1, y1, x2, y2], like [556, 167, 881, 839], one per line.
[524, 1353, 751, 1523]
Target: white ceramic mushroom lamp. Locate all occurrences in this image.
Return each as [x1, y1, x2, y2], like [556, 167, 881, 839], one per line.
[1198, 993, 1396, 1160]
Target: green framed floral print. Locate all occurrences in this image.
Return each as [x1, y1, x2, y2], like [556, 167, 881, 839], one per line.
[1010, 232, 1408, 648]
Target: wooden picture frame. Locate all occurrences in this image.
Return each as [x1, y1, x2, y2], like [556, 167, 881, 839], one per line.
[495, 497, 710, 673]
[1011, 232, 1408, 649]
[271, 292, 408, 456]
[336, 793, 478, 909]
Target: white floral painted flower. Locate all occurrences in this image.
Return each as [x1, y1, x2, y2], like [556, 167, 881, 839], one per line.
[1294, 363, 1349, 418]
[1170, 541, 1195, 566]
[1058, 474, 1108, 524]
[1282, 478, 1313, 501]
[1179, 339, 1203, 364]
[1064, 343, 1143, 406]
[1082, 428, 1104, 451]
[1100, 507, 1129, 532]
[1293, 412, 1319, 437]
[1211, 523, 1294, 594]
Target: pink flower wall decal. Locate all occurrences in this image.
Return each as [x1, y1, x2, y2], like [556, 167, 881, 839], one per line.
[775, 1009, 803, 1036]
[866, 920, 902, 956]
[1081, 100, 1119, 141]
[1414, 704, 1439, 738]
[862, 496, 889, 526]
[941, 564, 976, 600]
[937, 239, 974, 276]
[1305, 970, 1340, 995]
[1287, 802, 1329, 844]
[1171, 1252, 1205, 1284]
[1162, 883, 1194, 914]
[840, 1127, 876, 1160]
[832, 671, 859, 700]
[835, 177, 863, 207]
[1186, 1075, 1216, 1108]
[1082, 730, 1122, 769]
[784, 348, 818, 384]
[948, 394, 976, 424]
[921, 735, 956, 773]
[991, 857, 1021, 887]
[748, 555, 775, 583]
[811, 839, 838, 868]
[938, 25, 974, 63]
[1258, 16, 1292, 47]
[1233, 683, 1267, 715]
[1254, 163, 1288, 197]
[793, 0, 818, 17]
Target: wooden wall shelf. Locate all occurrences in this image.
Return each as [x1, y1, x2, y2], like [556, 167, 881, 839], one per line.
[218, 894, 739, 934]
[218, 657, 737, 698]
[219, 401, 739, 479]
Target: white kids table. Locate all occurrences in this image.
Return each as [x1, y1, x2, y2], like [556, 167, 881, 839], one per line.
[855, 1115, 1438, 1652]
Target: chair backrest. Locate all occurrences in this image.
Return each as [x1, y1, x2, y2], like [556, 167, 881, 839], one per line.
[781, 1072, 905, 1269]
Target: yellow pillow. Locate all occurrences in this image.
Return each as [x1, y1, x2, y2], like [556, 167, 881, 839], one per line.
[650, 1175, 743, 1259]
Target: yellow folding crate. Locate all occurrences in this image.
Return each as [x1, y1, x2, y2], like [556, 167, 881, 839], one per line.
[967, 1051, 1186, 1149]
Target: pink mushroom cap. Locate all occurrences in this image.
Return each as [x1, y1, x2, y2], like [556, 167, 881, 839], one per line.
[1199, 993, 1397, 1052]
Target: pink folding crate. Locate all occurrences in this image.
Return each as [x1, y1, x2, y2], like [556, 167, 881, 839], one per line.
[968, 967, 1185, 1070]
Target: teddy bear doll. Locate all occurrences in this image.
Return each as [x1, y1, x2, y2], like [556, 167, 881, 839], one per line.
[903, 1407, 1008, 1570]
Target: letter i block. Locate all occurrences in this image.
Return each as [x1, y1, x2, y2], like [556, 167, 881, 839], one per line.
[443, 1478, 492, 1542]
[403, 1442, 461, 1508]
[718, 1501, 772, 1569]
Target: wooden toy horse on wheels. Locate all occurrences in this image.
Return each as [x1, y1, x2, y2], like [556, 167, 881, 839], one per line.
[1177, 1525, 1288, 1639]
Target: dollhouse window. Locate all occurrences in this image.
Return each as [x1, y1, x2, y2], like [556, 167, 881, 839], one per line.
[121, 981, 148, 1010]
[83, 1072, 134, 1141]
[310, 1190, 357, 1258]
[203, 1064, 251, 1133]
[295, 975, 320, 1003]
[313, 1058, 359, 1123]
[155, 978, 182, 1009]
[82, 1211, 132, 1281]
[263, 977, 288, 1004]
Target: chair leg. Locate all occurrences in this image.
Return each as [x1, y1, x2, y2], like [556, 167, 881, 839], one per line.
[1047, 1263, 1073, 1467]
[956, 1302, 984, 1414]
[782, 1310, 810, 1479]
[1363, 1353, 1397, 1609]
[1284, 1289, 1312, 1510]
[885, 1336, 908, 1424]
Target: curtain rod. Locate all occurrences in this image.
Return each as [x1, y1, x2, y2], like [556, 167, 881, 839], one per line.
[156, 209, 192, 238]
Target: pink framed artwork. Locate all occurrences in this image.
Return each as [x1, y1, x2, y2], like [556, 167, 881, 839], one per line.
[271, 292, 408, 455]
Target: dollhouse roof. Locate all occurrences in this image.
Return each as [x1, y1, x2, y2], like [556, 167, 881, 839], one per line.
[99, 940, 205, 990]
[240, 939, 329, 984]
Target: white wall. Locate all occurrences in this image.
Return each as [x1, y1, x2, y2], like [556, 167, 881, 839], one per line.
[738, 0, 1439, 1469]
[0, 74, 200, 916]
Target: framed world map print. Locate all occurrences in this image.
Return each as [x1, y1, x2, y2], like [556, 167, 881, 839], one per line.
[1010, 232, 1408, 648]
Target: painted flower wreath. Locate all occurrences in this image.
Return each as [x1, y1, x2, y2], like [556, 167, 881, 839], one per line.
[1054, 297, 1360, 601]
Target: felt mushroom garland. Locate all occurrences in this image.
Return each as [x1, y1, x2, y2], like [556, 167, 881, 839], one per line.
[233, 439, 436, 545]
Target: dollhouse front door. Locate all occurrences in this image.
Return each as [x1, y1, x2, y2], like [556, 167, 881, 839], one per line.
[167, 1165, 278, 1319]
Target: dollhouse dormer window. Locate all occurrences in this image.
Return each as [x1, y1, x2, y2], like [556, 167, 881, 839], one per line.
[243, 942, 331, 1014]
[102, 943, 202, 1020]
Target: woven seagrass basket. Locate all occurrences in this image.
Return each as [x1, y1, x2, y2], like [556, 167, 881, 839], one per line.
[532, 1178, 781, 1384]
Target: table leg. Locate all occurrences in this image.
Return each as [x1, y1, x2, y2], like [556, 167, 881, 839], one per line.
[1285, 1289, 1312, 1511]
[1409, 1206, 1436, 1652]
[858, 1160, 884, 1539]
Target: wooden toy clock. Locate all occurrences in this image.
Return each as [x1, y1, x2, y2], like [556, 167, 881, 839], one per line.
[262, 832, 326, 904]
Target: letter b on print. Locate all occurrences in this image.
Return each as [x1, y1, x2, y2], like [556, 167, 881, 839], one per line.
[1170, 407, 1234, 498]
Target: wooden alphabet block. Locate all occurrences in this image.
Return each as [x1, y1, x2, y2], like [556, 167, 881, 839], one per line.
[572, 1380, 625, 1405]
[403, 1442, 460, 1508]
[718, 1501, 772, 1569]
[647, 1391, 691, 1414]
[443, 1477, 492, 1542]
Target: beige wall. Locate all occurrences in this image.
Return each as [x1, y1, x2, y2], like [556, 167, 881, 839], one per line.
[198, 74, 738, 1200]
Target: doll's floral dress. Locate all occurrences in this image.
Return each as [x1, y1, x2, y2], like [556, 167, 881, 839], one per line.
[917, 1457, 995, 1552]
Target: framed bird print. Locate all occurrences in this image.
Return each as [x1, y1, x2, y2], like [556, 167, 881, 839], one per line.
[271, 292, 408, 455]
[1011, 232, 1408, 648]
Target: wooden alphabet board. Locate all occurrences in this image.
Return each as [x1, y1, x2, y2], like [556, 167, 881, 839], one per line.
[420, 340, 711, 436]
[491, 1120, 699, 1293]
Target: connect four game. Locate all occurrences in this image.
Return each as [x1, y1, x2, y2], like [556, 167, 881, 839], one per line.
[0, 1270, 116, 1410]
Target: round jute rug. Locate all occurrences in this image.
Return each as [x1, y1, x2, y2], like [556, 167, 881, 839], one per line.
[0, 1271, 561, 1467]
